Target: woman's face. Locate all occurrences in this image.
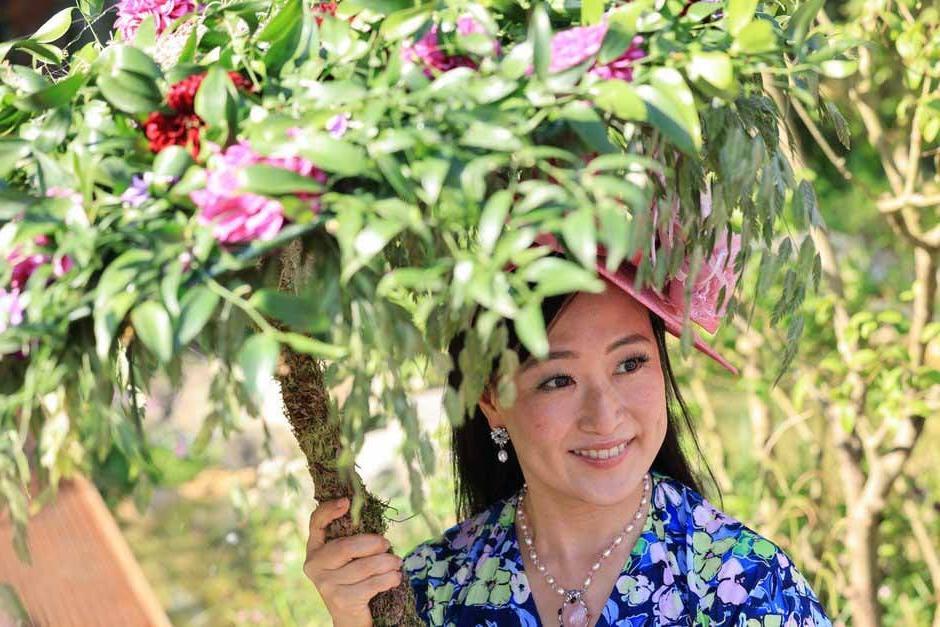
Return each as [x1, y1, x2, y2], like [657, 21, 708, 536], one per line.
[479, 280, 668, 506]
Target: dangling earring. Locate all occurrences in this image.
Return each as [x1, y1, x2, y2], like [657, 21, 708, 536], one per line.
[490, 427, 510, 463]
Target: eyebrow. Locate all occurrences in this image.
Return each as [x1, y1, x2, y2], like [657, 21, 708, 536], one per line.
[519, 332, 651, 373]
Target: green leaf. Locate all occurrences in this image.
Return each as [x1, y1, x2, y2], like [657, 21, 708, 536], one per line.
[724, 0, 757, 36]
[97, 45, 162, 79]
[785, 0, 824, 49]
[530, 4, 552, 80]
[194, 65, 237, 136]
[592, 80, 646, 120]
[687, 51, 735, 94]
[237, 334, 280, 407]
[32, 8, 74, 44]
[240, 164, 326, 195]
[522, 257, 605, 296]
[582, 0, 604, 26]
[248, 289, 329, 333]
[0, 140, 30, 179]
[26, 72, 86, 110]
[296, 135, 368, 176]
[97, 71, 162, 114]
[478, 191, 512, 254]
[343, 0, 412, 14]
[460, 122, 523, 152]
[130, 300, 174, 364]
[177, 287, 220, 346]
[94, 250, 155, 360]
[819, 59, 858, 79]
[597, 20, 634, 65]
[279, 333, 348, 359]
[733, 19, 777, 55]
[258, 0, 303, 43]
[561, 207, 597, 269]
[94, 291, 137, 362]
[635, 68, 701, 155]
[514, 300, 549, 359]
[153, 146, 195, 179]
[381, 6, 432, 41]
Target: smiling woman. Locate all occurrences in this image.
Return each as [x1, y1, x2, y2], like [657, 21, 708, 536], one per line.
[302, 229, 835, 626]
[401, 278, 833, 626]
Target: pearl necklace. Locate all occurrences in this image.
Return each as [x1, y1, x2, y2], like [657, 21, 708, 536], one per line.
[515, 473, 651, 627]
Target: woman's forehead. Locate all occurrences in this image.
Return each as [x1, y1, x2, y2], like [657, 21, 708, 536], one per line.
[547, 284, 651, 340]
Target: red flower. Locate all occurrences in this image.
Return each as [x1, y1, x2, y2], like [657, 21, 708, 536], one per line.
[146, 71, 253, 157]
[313, 1, 338, 25]
[144, 111, 203, 157]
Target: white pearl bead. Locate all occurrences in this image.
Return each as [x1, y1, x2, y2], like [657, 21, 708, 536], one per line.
[525, 538, 532, 545]
[602, 548, 611, 558]
[538, 564, 546, 572]
[583, 577, 592, 587]
[591, 563, 600, 571]
[614, 536, 622, 545]
[546, 576, 555, 585]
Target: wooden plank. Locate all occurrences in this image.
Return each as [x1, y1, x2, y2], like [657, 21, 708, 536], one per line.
[0, 475, 171, 627]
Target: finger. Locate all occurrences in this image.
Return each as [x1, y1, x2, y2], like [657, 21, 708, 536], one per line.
[312, 533, 391, 572]
[339, 570, 403, 605]
[331, 553, 404, 586]
[307, 498, 349, 551]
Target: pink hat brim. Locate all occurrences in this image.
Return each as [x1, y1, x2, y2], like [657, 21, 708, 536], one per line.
[530, 233, 739, 376]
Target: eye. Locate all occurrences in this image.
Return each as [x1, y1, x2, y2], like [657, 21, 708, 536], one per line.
[616, 353, 650, 373]
[536, 353, 650, 392]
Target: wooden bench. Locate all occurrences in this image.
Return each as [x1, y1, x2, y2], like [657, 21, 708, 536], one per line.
[0, 475, 171, 627]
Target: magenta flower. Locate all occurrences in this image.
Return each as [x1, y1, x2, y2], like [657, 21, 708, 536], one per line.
[400, 16, 498, 77]
[547, 19, 645, 81]
[115, 0, 196, 41]
[191, 142, 327, 245]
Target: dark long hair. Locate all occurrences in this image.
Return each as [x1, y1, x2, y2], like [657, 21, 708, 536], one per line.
[447, 294, 720, 521]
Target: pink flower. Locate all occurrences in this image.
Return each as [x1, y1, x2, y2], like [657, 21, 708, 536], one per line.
[668, 229, 742, 334]
[115, 0, 196, 41]
[8, 249, 49, 290]
[191, 141, 327, 245]
[400, 17, 497, 77]
[326, 113, 349, 138]
[547, 19, 645, 81]
[0, 287, 25, 333]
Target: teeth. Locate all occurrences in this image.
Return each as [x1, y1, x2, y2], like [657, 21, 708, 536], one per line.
[572, 442, 627, 460]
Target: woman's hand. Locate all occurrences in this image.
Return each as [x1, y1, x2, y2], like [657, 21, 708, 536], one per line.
[304, 497, 404, 627]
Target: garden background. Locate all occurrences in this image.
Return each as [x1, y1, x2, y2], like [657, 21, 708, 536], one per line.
[1, 1, 938, 626]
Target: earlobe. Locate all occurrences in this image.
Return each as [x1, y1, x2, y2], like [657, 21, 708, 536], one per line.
[478, 387, 502, 430]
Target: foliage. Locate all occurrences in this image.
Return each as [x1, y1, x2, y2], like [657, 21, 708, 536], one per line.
[0, 0, 841, 562]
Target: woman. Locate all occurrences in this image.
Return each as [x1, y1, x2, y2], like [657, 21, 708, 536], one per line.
[304, 239, 832, 626]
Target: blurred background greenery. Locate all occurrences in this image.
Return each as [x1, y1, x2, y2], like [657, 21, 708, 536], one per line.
[2, 0, 938, 626]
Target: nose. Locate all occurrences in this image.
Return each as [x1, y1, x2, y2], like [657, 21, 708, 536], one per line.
[577, 379, 630, 436]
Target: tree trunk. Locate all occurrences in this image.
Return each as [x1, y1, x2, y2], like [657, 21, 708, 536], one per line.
[275, 241, 422, 626]
[843, 508, 882, 627]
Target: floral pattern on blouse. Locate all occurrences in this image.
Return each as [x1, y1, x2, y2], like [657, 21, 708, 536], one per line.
[403, 472, 832, 626]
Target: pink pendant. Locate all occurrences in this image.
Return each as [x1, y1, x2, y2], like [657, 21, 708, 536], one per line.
[559, 599, 591, 627]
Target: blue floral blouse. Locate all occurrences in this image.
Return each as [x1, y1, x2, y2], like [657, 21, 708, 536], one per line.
[403, 472, 832, 626]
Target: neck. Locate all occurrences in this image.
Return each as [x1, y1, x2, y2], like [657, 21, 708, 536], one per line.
[516, 474, 650, 577]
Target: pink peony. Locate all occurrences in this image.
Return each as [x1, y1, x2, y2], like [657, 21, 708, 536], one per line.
[547, 19, 645, 81]
[115, 0, 197, 41]
[191, 142, 327, 245]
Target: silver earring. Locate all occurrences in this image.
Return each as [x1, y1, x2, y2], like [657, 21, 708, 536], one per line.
[490, 427, 510, 463]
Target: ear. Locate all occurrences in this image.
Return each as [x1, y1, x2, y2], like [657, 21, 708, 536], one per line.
[477, 385, 504, 430]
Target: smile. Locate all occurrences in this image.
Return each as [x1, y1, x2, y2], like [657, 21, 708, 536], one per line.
[570, 440, 628, 460]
